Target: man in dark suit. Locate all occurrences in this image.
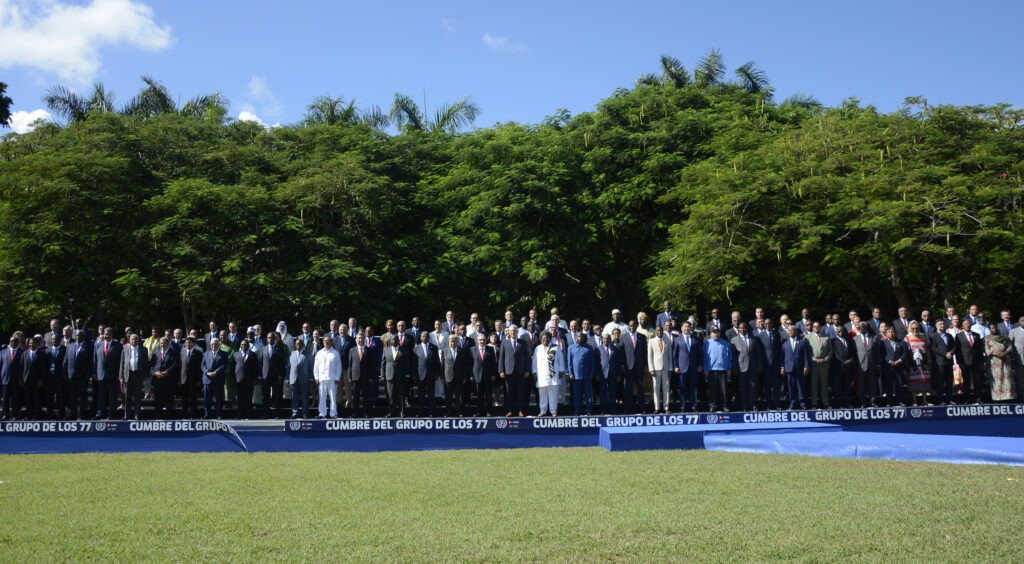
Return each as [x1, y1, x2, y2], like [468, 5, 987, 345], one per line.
[413, 331, 440, 417]
[705, 308, 723, 335]
[94, 328, 122, 419]
[119, 333, 150, 420]
[260, 331, 287, 418]
[200, 337, 228, 419]
[867, 307, 885, 337]
[498, 326, 530, 417]
[997, 310, 1015, 337]
[880, 327, 907, 406]
[347, 333, 375, 417]
[180, 336, 203, 419]
[830, 325, 855, 408]
[853, 321, 882, 407]
[955, 319, 984, 404]
[919, 310, 936, 336]
[20, 336, 48, 419]
[730, 322, 763, 412]
[656, 301, 680, 330]
[470, 334, 497, 416]
[381, 335, 408, 418]
[204, 321, 219, 352]
[620, 320, 648, 414]
[150, 337, 179, 419]
[233, 339, 260, 419]
[756, 318, 782, 410]
[362, 326, 383, 414]
[225, 322, 243, 350]
[45, 334, 67, 420]
[440, 334, 467, 416]
[1, 335, 23, 421]
[780, 325, 810, 410]
[893, 307, 913, 342]
[288, 339, 314, 419]
[929, 319, 956, 405]
[64, 330, 92, 421]
[596, 332, 622, 414]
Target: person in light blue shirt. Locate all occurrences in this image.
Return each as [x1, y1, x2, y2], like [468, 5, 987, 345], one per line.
[703, 327, 733, 412]
[566, 332, 596, 415]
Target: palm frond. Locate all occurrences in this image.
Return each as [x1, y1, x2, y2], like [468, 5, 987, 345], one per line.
[695, 48, 725, 88]
[780, 92, 823, 111]
[180, 92, 229, 120]
[123, 75, 176, 117]
[360, 105, 390, 130]
[636, 73, 662, 87]
[659, 54, 690, 87]
[735, 61, 770, 94]
[389, 93, 425, 131]
[43, 84, 87, 123]
[430, 96, 480, 133]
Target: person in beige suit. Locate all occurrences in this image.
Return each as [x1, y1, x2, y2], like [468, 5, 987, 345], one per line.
[647, 325, 674, 414]
[805, 322, 833, 409]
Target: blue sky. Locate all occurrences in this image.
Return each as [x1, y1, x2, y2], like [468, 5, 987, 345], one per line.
[2, 0, 1022, 133]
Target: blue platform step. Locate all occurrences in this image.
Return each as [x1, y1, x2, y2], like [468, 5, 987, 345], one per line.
[599, 421, 840, 451]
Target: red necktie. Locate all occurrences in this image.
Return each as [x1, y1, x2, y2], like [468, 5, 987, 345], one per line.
[968, 334, 973, 346]
[104, 342, 109, 357]
[480, 348, 484, 360]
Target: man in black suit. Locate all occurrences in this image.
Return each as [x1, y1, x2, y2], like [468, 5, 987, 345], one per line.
[853, 321, 882, 407]
[347, 333, 375, 418]
[756, 318, 781, 410]
[233, 339, 260, 419]
[955, 318, 984, 404]
[180, 336, 203, 419]
[893, 307, 913, 342]
[21, 335, 48, 419]
[880, 327, 907, 406]
[150, 337, 179, 419]
[470, 334, 497, 416]
[498, 326, 530, 417]
[200, 337, 228, 419]
[413, 331, 440, 417]
[119, 333, 150, 420]
[730, 322, 763, 412]
[260, 331, 287, 418]
[620, 319, 648, 414]
[929, 319, 955, 405]
[830, 325, 855, 408]
[380, 335, 408, 418]
[64, 330, 92, 421]
[45, 333, 67, 420]
[1, 335, 23, 421]
[94, 328, 123, 419]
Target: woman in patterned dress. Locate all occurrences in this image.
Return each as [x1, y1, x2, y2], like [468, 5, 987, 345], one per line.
[904, 321, 932, 406]
[984, 323, 1016, 402]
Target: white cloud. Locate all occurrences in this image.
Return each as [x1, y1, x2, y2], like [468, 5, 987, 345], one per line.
[441, 18, 454, 33]
[482, 32, 526, 54]
[244, 74, 282, 118]
[9, 109, 52, 133]
[237, 111, 265, 127]
[0, 0, 173, 83]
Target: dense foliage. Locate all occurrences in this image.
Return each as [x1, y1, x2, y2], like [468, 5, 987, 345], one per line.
[2, 62, 1023, 332]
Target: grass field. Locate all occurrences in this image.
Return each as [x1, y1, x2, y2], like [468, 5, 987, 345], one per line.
[2, 448, 1023, 561]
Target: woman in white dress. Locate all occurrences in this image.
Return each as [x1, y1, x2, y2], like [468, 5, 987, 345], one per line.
[533, 331, 565, 416]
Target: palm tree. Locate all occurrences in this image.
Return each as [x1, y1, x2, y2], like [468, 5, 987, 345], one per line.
[734, 61, 773, 102]
[780, 93, 823, 111]
[694, 48, 725, 88]
[659, 55, 691, 88]
[179, 92, 229, 120]
[43, 82, 115, 123]
[388, 93, 479, 133]
[303, 95, 359, 126]
[122, 76, 176, 117]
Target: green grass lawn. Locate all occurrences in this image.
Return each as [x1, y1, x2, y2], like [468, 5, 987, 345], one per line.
[2, 448, 1022, 561]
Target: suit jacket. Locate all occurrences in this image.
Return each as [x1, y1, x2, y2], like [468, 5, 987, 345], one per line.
[289, 349, 313, 385]
[363, 336, 383, 378]
[755, 329, 780, 374]
[470, 344, 498, 384]
[119, 345, 151, 383]
[150, 345, 180, 383]
[64, 340, 93, 382]
[730, 334, 763, 374]
[46, 344, 66, 380]
[673, 333, 702, 375]
[261, 343, 287, 382]
[955, 331, 983, 368]
[94, 339, 123, 382]
[22, 347, 49, 384]
[596, 342, 622, 380]
[180, 346, 203, 385]
[200, 349, 228, 385]
[892, 318, 913, 342]
[620, 331, 648, 373]
[233, 349, 260, 384]
[804, 332, 833, 365]
[882, 338, 908, 371]
[498, 338, 530, 375]
[225, 332, 243, 351]
[656, 311, 680, 330]
[780, 336, 810, 374]
[831, 335, 853, 366]
[440, 345, 466, 384]
[853, 333, 881, 375]
[929, 331, 956, 368]
[997, 321, 1016, 338]
[1008, 326, 1024, 368]
[646, 335, 674, 375]
[1, 345, 24, 386]
[381, 345, 410, 382]
[347, 345, 374, 381]
[705, 319, 723, 335]
[413, 342, 440, 381]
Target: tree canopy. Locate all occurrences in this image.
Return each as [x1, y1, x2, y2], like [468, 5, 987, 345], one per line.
[1, 55, 1022, 332]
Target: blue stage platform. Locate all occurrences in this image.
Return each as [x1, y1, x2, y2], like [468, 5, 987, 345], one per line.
[2, 404, 1024, 465]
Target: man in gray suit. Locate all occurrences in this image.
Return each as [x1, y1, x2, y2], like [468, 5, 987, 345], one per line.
[440, 334, 465, 416]
[381, 335, 408, 417]
[119, 333, 150, 420]
[805, 322, 833, 410]
[499, 326, 530, 417]
[94, 328, 122, 419]
[347, 333, 373, 418]
[730, 322, 763, 412]
[470, 334, 498, 416]
[413, 331, 440, 417]
[853, 321, 881, 407]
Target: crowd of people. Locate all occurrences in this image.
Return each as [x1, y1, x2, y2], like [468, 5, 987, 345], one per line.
[2, 302, 1023, 422]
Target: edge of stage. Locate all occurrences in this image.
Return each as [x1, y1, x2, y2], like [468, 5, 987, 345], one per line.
[3, 404, 1024, 465]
